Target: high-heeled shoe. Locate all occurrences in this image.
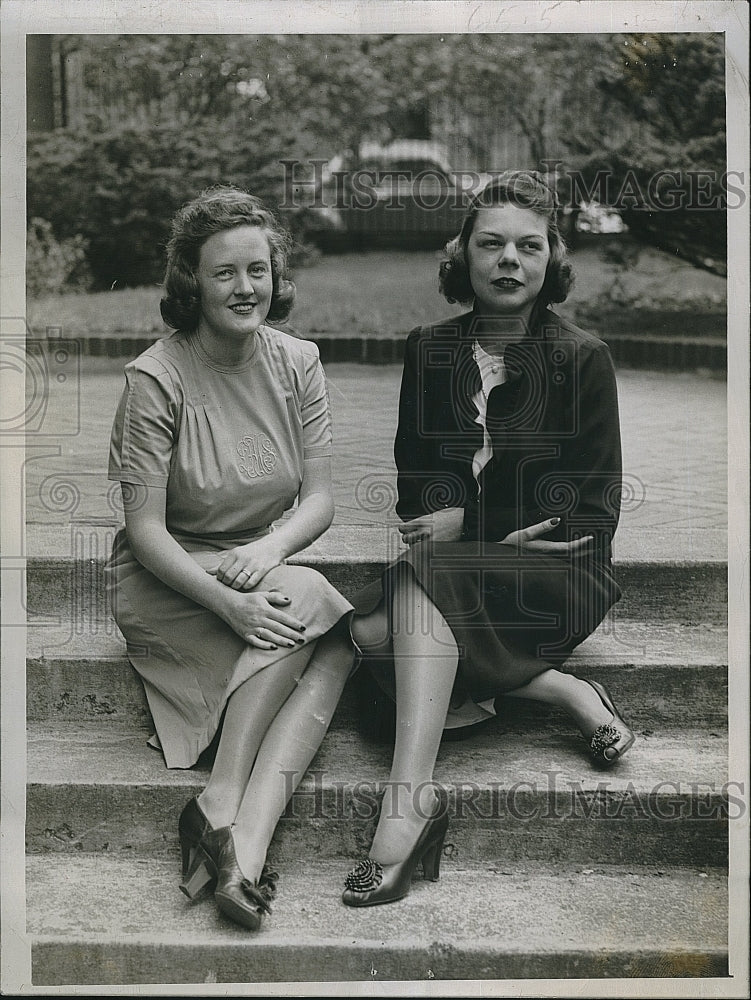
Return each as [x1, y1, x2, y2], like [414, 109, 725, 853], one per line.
[583, 679, 635, 764]
[200, 825, 278, 931]
[178, 796, 216, 900]
[342, 786, 449, 907]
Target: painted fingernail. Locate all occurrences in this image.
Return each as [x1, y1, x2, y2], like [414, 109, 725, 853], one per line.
[296, 637, 305, 644]
[551, 517, 561, 525]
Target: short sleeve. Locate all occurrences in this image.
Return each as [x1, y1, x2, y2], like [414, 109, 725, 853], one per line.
[301, 348, 332, 459]
[108, 359, 179, 488]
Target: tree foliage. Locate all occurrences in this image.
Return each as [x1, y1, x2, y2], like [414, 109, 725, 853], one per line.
[28, 119, 293, 288]
[28, 32, 728, 288]
[598, 34, 725, 156]
[579, 34, 727, 270]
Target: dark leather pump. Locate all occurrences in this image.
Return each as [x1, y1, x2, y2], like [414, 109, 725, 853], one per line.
[342, 787, 449, 907]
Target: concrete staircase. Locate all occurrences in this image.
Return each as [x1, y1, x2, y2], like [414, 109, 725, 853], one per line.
[25, 527, 729, 986]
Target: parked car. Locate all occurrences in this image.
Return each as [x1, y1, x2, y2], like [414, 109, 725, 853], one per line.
[297, 140, 476, 250]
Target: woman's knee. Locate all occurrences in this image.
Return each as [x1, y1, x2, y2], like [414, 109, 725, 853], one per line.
[351, 605, 390, 654]
[281, 565, 328, 592]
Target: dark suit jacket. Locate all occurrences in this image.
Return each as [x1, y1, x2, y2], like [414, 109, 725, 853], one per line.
[394, 308, 623, 558]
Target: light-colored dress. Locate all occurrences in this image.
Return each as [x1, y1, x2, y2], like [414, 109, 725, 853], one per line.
[105, 325, 353, 769]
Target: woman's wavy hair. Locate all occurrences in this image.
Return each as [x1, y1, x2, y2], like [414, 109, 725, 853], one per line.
[439, 170, 573, 308]
[160, 185, 295, 330]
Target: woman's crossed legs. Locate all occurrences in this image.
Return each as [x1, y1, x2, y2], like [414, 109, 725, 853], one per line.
[355, 568, 620, 868]
[197, 619, 353, 882]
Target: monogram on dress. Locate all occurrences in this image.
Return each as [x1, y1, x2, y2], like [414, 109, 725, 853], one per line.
[237, 434, 277, 478]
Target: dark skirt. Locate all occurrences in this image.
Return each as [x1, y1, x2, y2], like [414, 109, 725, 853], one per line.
[351, 539, 621, 711]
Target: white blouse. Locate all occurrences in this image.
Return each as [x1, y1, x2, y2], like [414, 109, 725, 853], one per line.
[471, 340, 507, 488]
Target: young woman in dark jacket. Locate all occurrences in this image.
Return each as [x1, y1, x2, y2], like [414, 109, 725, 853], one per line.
[342, 171, 634, 908]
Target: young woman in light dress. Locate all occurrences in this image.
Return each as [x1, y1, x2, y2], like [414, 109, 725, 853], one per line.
[107, 186, 354, 931]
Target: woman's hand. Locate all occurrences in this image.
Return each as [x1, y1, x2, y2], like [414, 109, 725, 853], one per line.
[208, 536, 286, 591]
[498, 517, 593, 554]
[397, 507, 465, 546]
[221, 587, 307, 649]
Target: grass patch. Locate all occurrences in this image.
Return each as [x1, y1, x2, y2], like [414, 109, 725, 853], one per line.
[26, 242, 726, 340]
[27, 284, 167, 337]
[287, 251, 464, 335]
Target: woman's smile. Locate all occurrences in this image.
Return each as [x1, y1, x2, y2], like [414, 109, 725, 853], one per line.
[227, 300, 261, 319]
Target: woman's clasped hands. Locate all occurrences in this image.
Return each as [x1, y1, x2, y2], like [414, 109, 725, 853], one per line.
[208, 536, 306, 650]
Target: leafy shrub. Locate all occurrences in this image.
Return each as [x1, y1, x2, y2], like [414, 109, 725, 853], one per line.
[27, 122, 297, 290]
[575, 150, 727, 276]
[26, 217, 91, 297]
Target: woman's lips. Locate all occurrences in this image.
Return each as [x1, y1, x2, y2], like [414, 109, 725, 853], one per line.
[492, 277, 523, 288]
[229, 302, 258, 313]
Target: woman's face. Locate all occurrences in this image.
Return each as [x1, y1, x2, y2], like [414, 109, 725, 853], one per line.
[467, 204, 551, 320]
[196, 225, 273, 340]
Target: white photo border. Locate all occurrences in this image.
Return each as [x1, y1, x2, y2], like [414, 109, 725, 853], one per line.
[1, 2, 748, 996]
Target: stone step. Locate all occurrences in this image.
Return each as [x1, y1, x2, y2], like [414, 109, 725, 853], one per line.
[23, 544, 729, 623]
[27, 722, 729, 868]
[26, 855, 728, 985]
[26, 620, 728, 729]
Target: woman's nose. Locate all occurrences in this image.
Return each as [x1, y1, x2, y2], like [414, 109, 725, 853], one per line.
[235, 272, 255, 296]
[498, 242, 520, 266]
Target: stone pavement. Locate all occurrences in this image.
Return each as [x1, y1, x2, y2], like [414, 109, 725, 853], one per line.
[23, 356, 726, 563]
